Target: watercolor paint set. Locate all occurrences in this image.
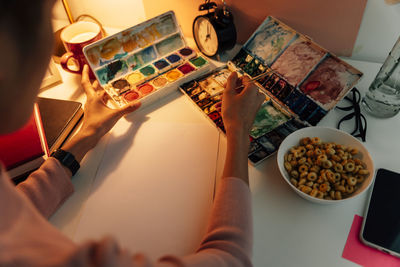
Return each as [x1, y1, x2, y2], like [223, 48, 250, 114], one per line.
[180, 16, 363, 165]
[83, 11, 211, 107]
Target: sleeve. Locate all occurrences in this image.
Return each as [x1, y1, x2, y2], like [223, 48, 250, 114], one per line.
[158, 177, 253, 267]
[16, 157, 74, 218]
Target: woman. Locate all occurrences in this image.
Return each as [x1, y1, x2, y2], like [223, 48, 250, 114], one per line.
[0, 1, 265, 266]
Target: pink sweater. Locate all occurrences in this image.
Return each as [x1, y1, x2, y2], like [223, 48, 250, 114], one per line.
[0, 158, 252, 267]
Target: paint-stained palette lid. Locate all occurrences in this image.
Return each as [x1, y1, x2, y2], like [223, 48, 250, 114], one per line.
[83, 11, 186, 86]
[241, 16, 297, 66]
[229, 16, 363, 117]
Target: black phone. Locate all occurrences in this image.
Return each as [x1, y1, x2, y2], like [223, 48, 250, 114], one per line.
[360, 168, 400, 258]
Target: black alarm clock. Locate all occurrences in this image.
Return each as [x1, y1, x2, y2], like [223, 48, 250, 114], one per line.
[193, 0, 237, 57]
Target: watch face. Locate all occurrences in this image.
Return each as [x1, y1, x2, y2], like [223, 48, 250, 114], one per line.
[193, 16, 218, 57]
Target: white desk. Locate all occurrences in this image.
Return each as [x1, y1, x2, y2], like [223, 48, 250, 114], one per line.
[44, 55, 399, 266]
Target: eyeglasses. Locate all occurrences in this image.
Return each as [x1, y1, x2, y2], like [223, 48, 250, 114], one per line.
[336, 87, 367, 142]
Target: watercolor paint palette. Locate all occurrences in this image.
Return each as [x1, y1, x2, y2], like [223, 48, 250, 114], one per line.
[180, 16, 363, 165]
[83, 11, 211, 107]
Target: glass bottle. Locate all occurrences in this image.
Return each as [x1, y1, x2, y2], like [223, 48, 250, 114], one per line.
[361, 36, 400, 118]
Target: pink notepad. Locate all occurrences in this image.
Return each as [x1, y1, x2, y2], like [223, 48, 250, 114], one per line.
[342, 215, 400, 267]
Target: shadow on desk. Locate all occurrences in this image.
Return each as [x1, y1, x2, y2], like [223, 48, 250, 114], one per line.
[90, 115, 149, 194]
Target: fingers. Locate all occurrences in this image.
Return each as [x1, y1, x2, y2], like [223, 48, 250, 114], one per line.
[92, 80, 101, 92]
[224, 72, 239, 95]
[116, 101, 141, 117]
[81, 65, 96, 97]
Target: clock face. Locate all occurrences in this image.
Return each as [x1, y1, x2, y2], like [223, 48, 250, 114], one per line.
[193, 16, 219, 57]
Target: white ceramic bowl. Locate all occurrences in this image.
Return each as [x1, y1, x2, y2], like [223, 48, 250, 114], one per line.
[277, 126, 374, 204]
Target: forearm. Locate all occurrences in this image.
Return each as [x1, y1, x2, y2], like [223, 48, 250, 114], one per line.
[222, 129, 250, 185]
[185, 177, 253, 266]
[16, 158, 74, 218]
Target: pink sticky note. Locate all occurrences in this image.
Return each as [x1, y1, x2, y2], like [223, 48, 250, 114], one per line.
[342, 215, 400, 267]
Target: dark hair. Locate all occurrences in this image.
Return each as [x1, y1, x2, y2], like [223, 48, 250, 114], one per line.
[0, 1, 46, 58]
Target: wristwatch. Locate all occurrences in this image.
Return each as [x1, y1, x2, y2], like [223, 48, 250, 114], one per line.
[50, 149, 80, 176]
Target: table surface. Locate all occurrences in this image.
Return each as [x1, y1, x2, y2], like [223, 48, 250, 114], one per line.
[42, 43, 400, 266]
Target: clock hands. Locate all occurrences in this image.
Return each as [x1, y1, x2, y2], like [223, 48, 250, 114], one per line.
[205, 22, 211, 41]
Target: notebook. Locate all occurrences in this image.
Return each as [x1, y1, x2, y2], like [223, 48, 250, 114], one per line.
[37, 97, 83, 154]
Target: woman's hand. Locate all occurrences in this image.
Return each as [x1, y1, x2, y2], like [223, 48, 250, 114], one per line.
[79, 65, 141, 142]
[221, 72, 265, 183]
[222, 72, 265, 137]
[61, 65, 141, 164]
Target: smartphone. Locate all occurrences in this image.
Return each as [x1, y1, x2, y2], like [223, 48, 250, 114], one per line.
[360, 168, 400, 258]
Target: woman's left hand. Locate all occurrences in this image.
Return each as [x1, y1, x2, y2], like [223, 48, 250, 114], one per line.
[61, 65, 141, 164]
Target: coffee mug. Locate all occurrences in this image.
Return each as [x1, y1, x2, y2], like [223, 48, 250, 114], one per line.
[60, 21, 103, 75]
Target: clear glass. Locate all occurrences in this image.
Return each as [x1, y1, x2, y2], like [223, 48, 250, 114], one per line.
[361, 36, 400, 118]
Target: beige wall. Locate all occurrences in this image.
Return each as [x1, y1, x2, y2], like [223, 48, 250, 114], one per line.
[53, 0, 146, 30]
[52, 1, 400, 62]
[143, 0, 367, 57]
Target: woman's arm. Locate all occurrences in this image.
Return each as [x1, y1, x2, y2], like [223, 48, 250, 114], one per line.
[17, 65, 141, 217]
[175, 73, 265, 267]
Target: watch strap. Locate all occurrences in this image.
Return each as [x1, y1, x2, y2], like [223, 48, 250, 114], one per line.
[51, 149, 80, 176]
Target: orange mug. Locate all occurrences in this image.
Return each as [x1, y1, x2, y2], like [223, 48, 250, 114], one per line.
[60, 21, 103, 75]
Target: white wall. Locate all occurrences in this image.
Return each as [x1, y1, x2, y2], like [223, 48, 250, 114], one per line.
[53, 0, 400, 63]
[352, 0, 400, 63]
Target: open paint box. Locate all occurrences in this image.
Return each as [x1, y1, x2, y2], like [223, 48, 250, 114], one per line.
[180, 16, 363, 165]
[83, 11, 211, 107]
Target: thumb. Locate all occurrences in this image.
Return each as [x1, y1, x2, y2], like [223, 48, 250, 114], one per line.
[116, 101, 141, 117]
[224, 72, 239, 95]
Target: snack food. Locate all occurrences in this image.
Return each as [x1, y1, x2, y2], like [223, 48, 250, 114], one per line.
[284, 137, 369, 200]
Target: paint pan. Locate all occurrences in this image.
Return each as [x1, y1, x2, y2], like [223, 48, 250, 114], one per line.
[264, 130, 285, 147]
[178, 47, 196, 59]
[139, 65, 157, 80]
[166, 53, 182, 67]
[263, 73, 280, 91]
[196, 98, 213, 109]
[177, 63, 195, 75]
[231, 49, 249, 67]
[126, 71, 144, 85]
[270, 79, 287, 96]
[165, 69, 183, 82]
[306, 107, 327, 126]
[191, 91, 210, 102]
[249, 140, 261, 155]
[277, 84, 294, 102]
[137, 83, 155, 96]
[123, 90, 141, 102]
[212, 68, 232, 86]
[151, 76, 168, 88]
[256, 136, 276, 154]
[199, 77, 224, 96]
[96, 60, 128, 85]
[190, 56, 207, 68]
[243, 58, 261, 77]
[153, 59, 170, 71]
[112, 78, 131, 95]
[298, 100, 319, 121]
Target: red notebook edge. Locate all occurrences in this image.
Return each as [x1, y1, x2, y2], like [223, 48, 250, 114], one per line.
[0, 104, 49, 179]
[33, 103, 50, 158]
